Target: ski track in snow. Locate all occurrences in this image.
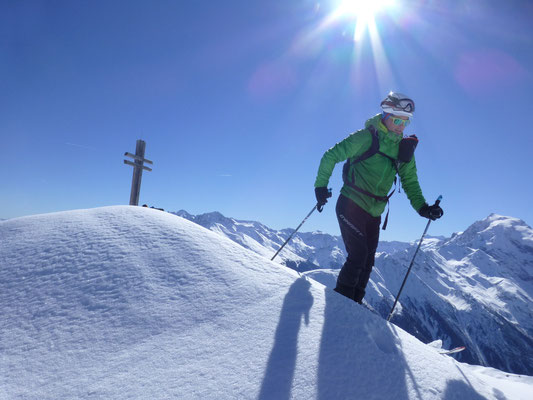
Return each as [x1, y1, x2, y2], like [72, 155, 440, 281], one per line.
[1, 206, 532, 399]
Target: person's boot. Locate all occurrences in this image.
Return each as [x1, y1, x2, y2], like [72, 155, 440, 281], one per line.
[333, 283, 355, 301]
[353, 288, 366, 305]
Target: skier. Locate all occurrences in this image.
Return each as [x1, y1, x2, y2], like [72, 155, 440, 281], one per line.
[314, 92, 443, 304]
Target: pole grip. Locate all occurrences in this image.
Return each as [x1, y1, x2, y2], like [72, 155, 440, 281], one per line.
[434, 195, 443, 207]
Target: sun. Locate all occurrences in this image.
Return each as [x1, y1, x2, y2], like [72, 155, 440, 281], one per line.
[336, 0, 396, 17]
[334, 0, 397, 41]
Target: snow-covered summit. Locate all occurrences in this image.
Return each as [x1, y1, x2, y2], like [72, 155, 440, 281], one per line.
[438, 214, 533, 284]
[444, 214, 533, 252]
[1, 206, 531, 399]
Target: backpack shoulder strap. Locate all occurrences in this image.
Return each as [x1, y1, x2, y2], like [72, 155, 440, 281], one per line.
[350, 125, 379, 165]
[342, 126, 379, 185]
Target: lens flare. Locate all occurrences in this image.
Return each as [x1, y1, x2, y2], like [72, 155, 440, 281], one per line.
[337, 0, 396, 17]
[335, 0, 397, 41]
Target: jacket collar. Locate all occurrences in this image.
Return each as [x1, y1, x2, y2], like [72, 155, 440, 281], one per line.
[365, 114, 402, 145]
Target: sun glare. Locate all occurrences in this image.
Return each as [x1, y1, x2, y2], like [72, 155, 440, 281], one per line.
[335, 0, 396, 41]
[338, 0, 394, 16]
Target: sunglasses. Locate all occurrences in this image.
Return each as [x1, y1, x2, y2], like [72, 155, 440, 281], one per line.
[391, 117, 410, 127]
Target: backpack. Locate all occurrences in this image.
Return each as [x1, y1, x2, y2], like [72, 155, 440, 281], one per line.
[341, 125, 418, 229]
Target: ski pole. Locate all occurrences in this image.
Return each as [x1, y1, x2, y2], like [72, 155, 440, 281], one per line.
[271, 204, 317, 261]
[271, 200, 323, 262]
[387, 195, 442, 322]
[271, 189, 332, 261]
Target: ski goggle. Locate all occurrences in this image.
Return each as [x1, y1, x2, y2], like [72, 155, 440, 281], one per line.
[381, 97, 415, 113]
[391, 117, 410, 127]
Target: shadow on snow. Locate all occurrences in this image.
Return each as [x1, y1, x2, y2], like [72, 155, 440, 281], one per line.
[258, 277, 314, 400]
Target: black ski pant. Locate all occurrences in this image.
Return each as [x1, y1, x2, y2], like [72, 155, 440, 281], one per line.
[335, 194, 381, 303]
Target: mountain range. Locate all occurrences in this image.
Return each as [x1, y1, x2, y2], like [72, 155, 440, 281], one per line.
[174, 210, 533, 376]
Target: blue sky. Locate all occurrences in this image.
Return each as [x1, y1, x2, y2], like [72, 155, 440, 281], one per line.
[1, 0, 532, 241]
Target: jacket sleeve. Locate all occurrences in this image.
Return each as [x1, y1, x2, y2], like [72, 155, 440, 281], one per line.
[314, 130, 371, 188]
[398, 156, 426, 212]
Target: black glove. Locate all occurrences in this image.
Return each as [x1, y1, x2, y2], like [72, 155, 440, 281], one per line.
[315, 187, 332, 212]
[418, 203, 444, 221]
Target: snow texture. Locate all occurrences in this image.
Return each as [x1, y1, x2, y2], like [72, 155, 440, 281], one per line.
[1, 206, 532, 399]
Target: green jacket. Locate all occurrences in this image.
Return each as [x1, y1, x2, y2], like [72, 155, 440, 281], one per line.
[314, 114, 426, 217]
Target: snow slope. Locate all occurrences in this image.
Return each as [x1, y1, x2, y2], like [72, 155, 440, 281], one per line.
[1, 206, 531, 399]
[176, 209, 533, 375]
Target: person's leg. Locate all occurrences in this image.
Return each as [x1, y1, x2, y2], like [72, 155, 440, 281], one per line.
[353, 215, 381, 303]
[334, 195, 370, 301]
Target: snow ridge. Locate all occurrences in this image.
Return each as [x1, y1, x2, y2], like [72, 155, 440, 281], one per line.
[1, 206, 532, 399]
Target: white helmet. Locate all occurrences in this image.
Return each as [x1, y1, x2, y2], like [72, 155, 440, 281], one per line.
[380, 91, 415, 117]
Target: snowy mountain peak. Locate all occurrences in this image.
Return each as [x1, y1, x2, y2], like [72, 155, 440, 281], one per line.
[478, 213, 531, 233]
[445, 214, 533, 253]
[1, 206, 531, 399]
[174, 209, 226, 224]
[472, 213, 530, 234]
[174, 210, 269, 232]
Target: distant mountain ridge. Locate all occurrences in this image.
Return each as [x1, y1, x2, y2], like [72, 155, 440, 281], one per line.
[174, 209, 533, 375]
[173, 210, 346, 271]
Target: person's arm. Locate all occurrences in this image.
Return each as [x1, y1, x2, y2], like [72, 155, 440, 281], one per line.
[398, 156, 426, 212]
[314, 130, 372, 188]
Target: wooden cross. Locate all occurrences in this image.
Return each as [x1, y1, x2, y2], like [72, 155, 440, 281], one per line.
[124, 140, 153, 206]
